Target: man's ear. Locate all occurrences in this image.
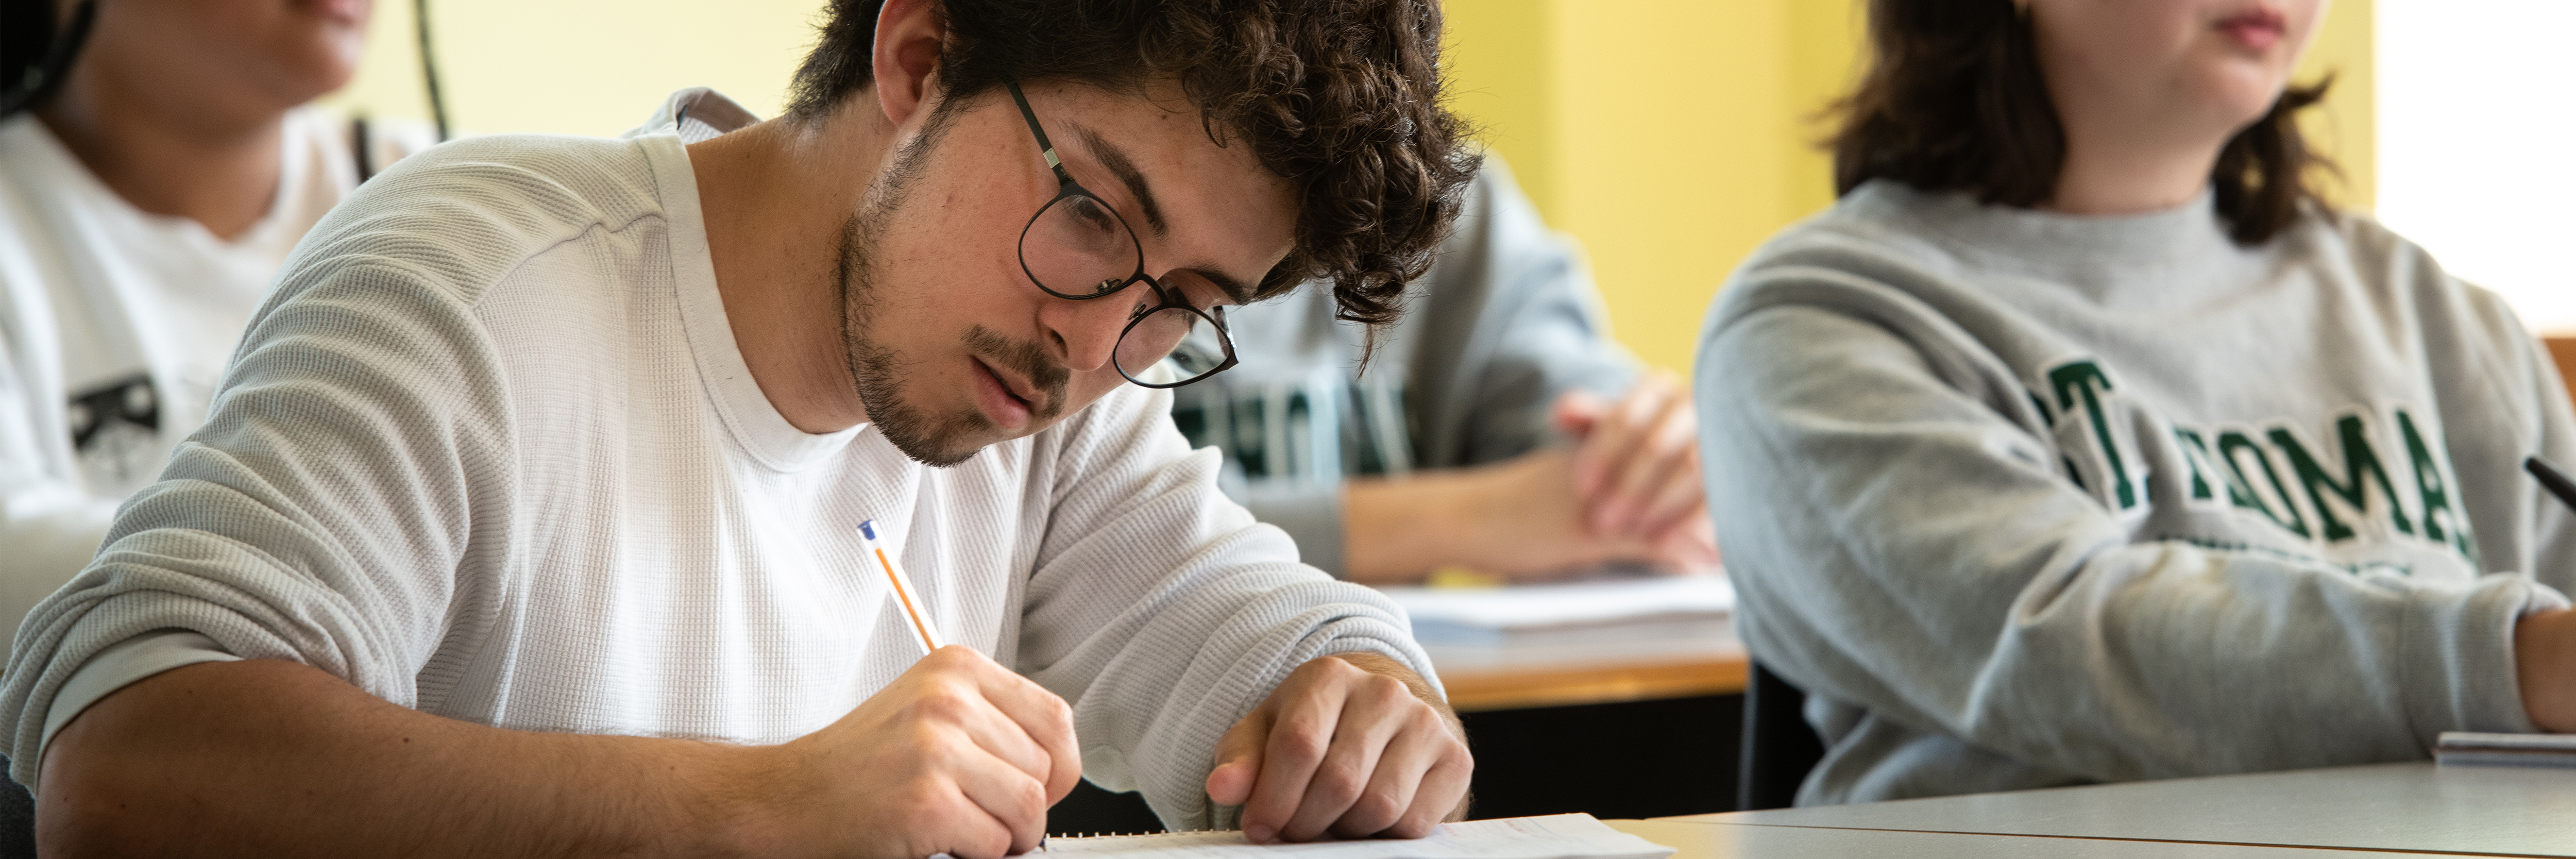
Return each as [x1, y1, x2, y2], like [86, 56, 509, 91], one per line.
[871, 0, 946, 127]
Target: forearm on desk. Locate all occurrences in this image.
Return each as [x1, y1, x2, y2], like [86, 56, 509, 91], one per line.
[40, 659, 782, 858]
[1341, 470, 1488, 585]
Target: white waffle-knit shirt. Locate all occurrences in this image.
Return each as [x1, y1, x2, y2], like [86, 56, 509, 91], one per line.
[0, 92, 1436, 830]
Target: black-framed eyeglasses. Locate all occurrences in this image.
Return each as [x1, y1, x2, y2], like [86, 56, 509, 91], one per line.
[1004, 78, 1239, 389]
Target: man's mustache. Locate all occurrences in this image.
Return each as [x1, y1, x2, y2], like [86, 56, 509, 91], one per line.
[962, 325, 1070, 419]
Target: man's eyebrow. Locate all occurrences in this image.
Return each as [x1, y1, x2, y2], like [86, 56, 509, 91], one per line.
[1189, 267, 1255, 306]
[1063, 123, 1254, 305]
[1072, 124, 1169, 238]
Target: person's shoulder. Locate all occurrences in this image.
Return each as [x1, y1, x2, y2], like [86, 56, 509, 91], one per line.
[281, 131, 670, 309]
[1747, 180, 1962, 268]
[363, 131, 661, 211]
[2297, 208, 2532, 347]
[1705, 181, 1972, 330]
[0, 114, 87, 202]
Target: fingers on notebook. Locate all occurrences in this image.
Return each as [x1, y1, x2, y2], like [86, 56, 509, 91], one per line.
[1273, 673, 1413, 841]
[1327, 693, 1465, 839]
[1223, 658, 1470, 845]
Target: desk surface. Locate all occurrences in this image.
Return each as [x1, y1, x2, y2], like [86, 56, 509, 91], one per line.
[1662, 762, 2576, 857]
[1424, 618, 1747, 712]
[1601, 819, 2477, 859]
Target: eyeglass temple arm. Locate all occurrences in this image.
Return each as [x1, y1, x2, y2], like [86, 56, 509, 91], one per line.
[1003, 79, 1076, 186]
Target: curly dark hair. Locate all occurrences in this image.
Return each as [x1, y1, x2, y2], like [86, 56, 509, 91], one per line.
[1827, 0, 2334, 245]
[787, 0, 1478, 330]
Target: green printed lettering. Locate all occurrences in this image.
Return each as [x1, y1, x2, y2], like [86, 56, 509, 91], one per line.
[2173, 428, 2216, 501]
[2268, 416, 2413, 542]
[2219, 430, 2310, 538]
[2398, 410, 2479, 562]
[2049, 361, 2136, 509]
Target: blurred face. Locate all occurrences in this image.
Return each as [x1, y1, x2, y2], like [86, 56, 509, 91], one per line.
[2029, 0, 2326, 147]
[71, 0, 370, 114]
[833, 80, 1295, 466]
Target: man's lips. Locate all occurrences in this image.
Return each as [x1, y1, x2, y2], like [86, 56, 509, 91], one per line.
[974, 357, 1046, 413]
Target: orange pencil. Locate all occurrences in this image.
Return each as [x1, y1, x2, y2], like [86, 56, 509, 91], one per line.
[857, 519, 943, 654]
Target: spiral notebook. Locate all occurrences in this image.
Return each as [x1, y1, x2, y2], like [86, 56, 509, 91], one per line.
[1039, 813, 1673, 859]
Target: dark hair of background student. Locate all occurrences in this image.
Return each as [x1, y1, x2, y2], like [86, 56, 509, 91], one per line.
[1825, 0, 2333, 245]
[788, 0, 1478, 330]
[2, 0, 89, 120]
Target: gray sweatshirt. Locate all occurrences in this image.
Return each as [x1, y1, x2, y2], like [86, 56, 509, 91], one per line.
[1695, 180, 2576, 804]
[1172, 159, 1636, 575]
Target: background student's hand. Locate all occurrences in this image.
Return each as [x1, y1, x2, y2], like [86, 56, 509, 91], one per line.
[763, 645, 1080, 859]
[1204, 652, 1472, 843]
[1556, 371, 1719, 566]
[1339, 373, 1719, 584]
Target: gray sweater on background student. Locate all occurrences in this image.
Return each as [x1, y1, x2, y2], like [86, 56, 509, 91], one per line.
[1172, 159, 1636, 575]
[1696, 180, 2576, 805]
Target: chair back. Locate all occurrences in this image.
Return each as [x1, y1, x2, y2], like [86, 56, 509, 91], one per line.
[1736, 662, 1825, 810]
[0, 757, 30, 858]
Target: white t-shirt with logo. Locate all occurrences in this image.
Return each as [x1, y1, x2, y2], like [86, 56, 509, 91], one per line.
[0, 108, 430, 642]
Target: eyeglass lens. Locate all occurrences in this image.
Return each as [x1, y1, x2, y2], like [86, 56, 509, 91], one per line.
[1023, 193, 1141, 298]
[1114, 307, 1229, 381]
[1022, 190, 1232, 385]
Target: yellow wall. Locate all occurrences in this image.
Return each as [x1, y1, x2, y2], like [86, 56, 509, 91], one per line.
[329, 0, 2374, 376]
[1441, 0, 2375, 374]
[322, 0, 825, 136]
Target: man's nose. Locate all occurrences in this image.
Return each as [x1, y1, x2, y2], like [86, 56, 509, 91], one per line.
[1038, 286, 1138, 373]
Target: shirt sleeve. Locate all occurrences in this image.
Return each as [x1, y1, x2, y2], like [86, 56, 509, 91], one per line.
[1240, 483, 1347, 579]
[0, 250, 509, 789]
[2465, 284, 2576, 597]
[42, 630, 239, 754]
[1697, 300, 2558, 789]
[1012, 383, 1439, 831]
[1421, 159, 1639, 468]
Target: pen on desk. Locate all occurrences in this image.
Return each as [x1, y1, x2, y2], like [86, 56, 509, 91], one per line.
[858, 519, 944, 655]
[2528, 456, 2576, 513]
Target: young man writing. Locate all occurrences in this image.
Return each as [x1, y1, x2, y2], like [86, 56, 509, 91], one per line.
[1, 0, 1478, 855]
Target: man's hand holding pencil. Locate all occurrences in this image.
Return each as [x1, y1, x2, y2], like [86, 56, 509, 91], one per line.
[755, 645, 1080, 859]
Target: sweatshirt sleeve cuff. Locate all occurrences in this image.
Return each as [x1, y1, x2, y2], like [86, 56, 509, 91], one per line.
[1242, 483, 1348, 579]
[2406, 575, 2568, 745]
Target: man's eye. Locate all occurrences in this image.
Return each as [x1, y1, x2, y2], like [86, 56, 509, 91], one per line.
[1066, 196, 1118, 235]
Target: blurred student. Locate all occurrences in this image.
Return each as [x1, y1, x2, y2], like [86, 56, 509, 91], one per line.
[0, 0, 430, 639]
[1699, 0, 2576, 805]
[1177, 159, 1718, 584]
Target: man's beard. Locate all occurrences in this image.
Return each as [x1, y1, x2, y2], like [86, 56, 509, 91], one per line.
[835, 122, 1070, 467]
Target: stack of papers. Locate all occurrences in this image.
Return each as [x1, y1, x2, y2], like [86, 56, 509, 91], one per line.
[2435, 732, 2576, 767]
[1378, 575, 1734, 646]
[1041, 813, 1674, 859]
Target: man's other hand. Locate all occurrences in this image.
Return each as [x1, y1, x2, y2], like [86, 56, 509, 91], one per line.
[767, 645, 1079, 858]
[1203, 652, 1470, 843]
